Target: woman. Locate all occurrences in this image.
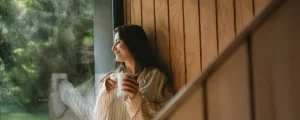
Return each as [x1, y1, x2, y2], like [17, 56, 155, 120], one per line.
[56, 24, 173, 120]
[95, 24, 173, 120]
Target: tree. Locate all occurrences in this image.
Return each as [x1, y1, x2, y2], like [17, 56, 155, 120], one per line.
[0, 0, 94, 110]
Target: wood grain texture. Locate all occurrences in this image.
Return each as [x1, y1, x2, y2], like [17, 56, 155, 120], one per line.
[200, 0, 218, 69]
[184, 0, 201, 82]
[124, 0, 127, 24]
[235, 0, 254, 33]
[217, 0, 235, 52]
[169, 87, 204, 120]
[169, 0, 185, 91]
[207, 43, 251, 120]
[142, 0, 156, 53]
[155, 0, 171, 72]
[251, 35, 275, 120]
[125, 0, 131, 24]
[154, 0, 286, 119]
[131, 0, 142, 25]
[254, 0, 271, 15]
[252, 1, 300, 120]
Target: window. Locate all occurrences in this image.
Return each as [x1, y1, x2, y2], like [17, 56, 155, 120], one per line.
[0, 0, 95, 119]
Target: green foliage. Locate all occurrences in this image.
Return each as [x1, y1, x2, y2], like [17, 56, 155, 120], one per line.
[0, 0, 94, 110]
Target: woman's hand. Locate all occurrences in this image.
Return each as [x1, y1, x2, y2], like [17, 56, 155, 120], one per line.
[105, 74, 117, 92]
[122, 77, 139, 99]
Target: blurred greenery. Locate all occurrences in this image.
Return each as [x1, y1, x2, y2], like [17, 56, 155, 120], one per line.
[0, 0, 94, 118]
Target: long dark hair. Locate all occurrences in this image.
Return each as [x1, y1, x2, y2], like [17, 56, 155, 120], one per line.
[114, 24, 173, 93]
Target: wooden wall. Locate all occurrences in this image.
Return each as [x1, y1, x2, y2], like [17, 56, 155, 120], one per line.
[251, 0, 300, 119]
[123, 0, 271, 92]
[154, 0, 300, 119]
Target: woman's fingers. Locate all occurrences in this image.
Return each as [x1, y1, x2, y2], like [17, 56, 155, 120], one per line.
[106, 81, 114, 88]
[121, 85, 138, 92]
[109, 76, 117, 82]
[123, 77, 138, 85]
[121, 77, 139, 99]
[110, 81, 117, 88]
[122, 80, 139, 90]
[108, 79, 117, 84]
[122, 89, 135, 95]
[105, 76, 117, 91]
[121, 77, 139, 93]
[122, 77, 139, 90]
[122, 89, 137, 99]
[106, 83, 115, 91]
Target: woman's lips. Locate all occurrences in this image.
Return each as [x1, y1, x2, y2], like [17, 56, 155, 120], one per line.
[114, 50, 120, 54]
[114, 51, 120, 55]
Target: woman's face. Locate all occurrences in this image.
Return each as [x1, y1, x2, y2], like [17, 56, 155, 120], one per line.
[112, 33, 133, 62]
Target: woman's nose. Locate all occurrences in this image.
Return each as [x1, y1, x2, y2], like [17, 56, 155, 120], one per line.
[112, 44, 116, 51]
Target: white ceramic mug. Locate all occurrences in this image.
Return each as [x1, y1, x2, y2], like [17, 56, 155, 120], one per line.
[116, 73, 135, 97]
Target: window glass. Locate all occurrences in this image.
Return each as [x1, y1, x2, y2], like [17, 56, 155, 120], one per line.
[0, 0, 94, 119]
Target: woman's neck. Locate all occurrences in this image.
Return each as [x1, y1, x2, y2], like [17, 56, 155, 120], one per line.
[124, 60, 143, 75]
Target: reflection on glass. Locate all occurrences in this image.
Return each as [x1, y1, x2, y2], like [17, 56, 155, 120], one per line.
[0, 0, 93, 119]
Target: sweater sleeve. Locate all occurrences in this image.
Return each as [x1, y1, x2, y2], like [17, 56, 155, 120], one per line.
[94, 76, 117, 120]
[58, 80, 94, 120]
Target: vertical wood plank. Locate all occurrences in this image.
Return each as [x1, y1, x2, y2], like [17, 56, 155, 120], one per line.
[235, 0, 254, 33]
[131, 0, 142, 25]
[290, 30, 300, 120]
[200, 0, 218, 69]
[169, 0, 185, 91]
[183, 0, 201, 82]
[289, 9, 300, 119]
[270, 30, 293, 120]
[254, 0, 271, 15]
[131, 0, 134, 24]
[124, 0, 127, 24]
[251, 26, 276, 120]
[155, 0, 171, 71]
[169, 87, 204, 120]
[125, 0, 131, 24]
[252, 1, 300, 120]
[217, 0, 235, 52]
[142, 0, 156, 53]
[207, 43, 251, 120]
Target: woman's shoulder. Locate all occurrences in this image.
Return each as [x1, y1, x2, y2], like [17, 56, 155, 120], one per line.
[145, 67, 166, 78]
[145, 67, 158, 73]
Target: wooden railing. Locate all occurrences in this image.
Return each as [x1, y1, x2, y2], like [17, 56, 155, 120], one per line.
[154, 0, 300, 120]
